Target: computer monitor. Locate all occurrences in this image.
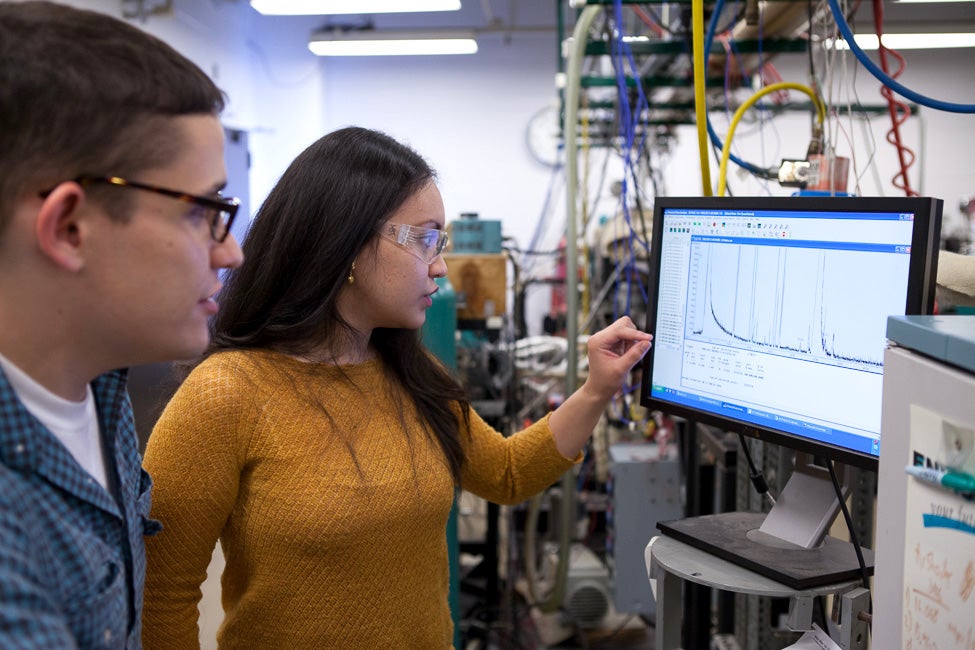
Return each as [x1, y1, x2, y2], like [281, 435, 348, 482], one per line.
[641, 195, 942, 588]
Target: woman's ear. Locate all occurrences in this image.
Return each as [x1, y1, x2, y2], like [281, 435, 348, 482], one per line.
[35, 182, 87, 272]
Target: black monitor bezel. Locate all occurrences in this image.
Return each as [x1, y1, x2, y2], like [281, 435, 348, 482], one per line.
[639, 195, 943, 471]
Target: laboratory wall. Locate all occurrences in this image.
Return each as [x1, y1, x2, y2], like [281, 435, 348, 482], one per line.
[51, 0, 975, 228]
[49, 1, 975, 323]
[319, 30, 561, 255]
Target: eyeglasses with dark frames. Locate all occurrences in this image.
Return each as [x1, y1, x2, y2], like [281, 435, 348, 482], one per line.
[379, 222, 449, 264]
[40, 176, 240, 243]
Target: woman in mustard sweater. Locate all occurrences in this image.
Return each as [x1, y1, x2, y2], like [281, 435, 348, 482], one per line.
[142, 126, 652, 649]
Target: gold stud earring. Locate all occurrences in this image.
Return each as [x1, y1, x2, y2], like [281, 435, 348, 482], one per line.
[348, 261, 355, 285]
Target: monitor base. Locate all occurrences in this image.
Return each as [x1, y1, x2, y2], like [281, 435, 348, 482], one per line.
[657, 512, 874, 590]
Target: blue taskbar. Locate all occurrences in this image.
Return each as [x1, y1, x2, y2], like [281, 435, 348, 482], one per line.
[650, 384, 881, 458]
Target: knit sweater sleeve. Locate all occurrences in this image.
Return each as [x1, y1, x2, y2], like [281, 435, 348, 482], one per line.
[459, 410, 580, 505]
[142, 354, 255, 650]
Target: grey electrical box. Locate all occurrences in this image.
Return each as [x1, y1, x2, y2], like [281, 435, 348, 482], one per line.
[607, 442, 684, 621]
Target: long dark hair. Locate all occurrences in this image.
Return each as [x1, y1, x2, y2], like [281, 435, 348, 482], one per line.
[209, 126, 469, 482]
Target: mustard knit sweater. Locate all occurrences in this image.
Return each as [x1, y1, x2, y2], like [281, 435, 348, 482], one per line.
[142, 350, 577, 649]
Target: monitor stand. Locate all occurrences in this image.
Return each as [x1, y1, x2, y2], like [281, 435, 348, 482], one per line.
[657, 454, 874, 589]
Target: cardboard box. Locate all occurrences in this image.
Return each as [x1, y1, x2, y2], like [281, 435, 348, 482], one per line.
[443, 253, 507, 320]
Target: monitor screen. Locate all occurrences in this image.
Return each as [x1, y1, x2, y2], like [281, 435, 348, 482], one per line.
[641, 196, 942, 470]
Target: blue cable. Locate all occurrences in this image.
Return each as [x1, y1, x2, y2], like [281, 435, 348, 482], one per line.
[826, 0, 975, 114]
[525, 161, 563, 272]
[612, 0, 650, 168]
[611, 0, 651, 320]
[704, 0, 773, 177]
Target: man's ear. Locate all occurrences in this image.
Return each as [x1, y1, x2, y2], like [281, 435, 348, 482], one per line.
[35, 183, 88, 273]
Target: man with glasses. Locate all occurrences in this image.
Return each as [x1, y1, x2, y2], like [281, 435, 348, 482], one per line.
[0, 2, 243, 647]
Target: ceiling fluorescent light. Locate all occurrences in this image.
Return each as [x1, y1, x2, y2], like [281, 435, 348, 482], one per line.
[829, 32, 975, 50]
[309, 31, 478, 56]
[252, 0, 461, 15]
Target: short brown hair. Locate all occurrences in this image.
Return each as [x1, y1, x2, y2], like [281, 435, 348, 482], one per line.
[0, 1, 226, 232]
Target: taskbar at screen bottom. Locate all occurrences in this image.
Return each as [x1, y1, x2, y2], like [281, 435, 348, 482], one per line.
[649, 385, 881, 459]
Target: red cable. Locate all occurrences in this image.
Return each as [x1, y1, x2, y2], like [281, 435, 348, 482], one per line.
[631, 5, 666, 38]
[761, 62, 790, 104]
[872, 0, 918, 197]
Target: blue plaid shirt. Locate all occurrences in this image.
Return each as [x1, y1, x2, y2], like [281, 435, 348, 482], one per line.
[0, 367, 160, 649]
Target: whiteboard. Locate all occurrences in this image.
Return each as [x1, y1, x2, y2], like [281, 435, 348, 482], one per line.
[875, 346, 975, 650]
[902, 405, 975, 649]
